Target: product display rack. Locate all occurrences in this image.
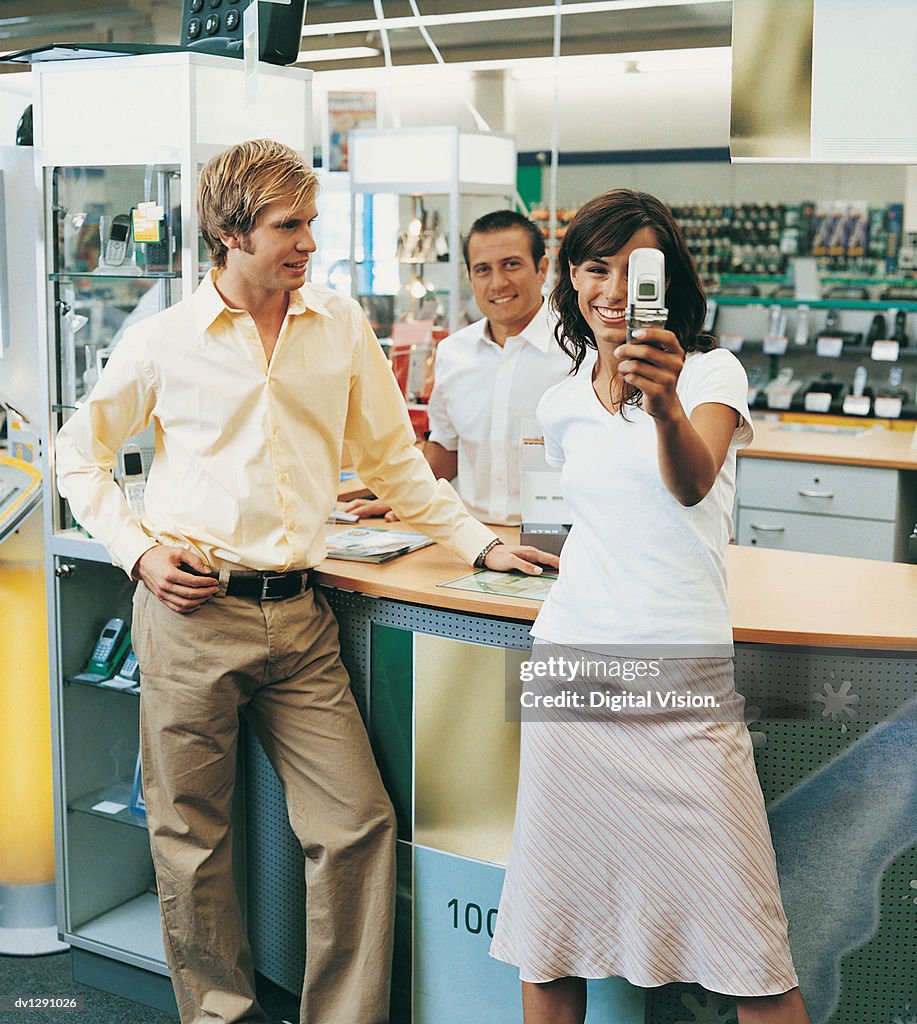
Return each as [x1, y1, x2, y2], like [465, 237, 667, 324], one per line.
[32, 50, 312, 1009]
[707, 278, 917, 421]
[348, 127, 517, 337]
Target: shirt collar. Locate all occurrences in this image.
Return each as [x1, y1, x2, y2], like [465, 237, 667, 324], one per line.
[479, 296, 555, 353]
[192, 269, 334, 336]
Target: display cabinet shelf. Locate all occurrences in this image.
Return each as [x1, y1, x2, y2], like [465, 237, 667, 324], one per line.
[48, 271, 181, 281]
[73, 893, 166, 971]
[69, 786, 145, 829]
[50, 529, 112, 563]
[713, 294, 917, 312]
[718, 273, 917, 288]
[65, 674, 139, 695]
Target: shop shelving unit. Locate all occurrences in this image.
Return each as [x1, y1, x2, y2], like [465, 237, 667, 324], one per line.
[347, 127, 517, 337]
[32, 50, 311, 1009]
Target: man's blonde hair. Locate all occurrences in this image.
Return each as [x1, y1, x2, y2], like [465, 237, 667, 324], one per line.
[197, 139, 319, 268]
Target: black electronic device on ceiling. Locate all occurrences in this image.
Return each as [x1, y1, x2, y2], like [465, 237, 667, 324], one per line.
[181, 0, 307, 66]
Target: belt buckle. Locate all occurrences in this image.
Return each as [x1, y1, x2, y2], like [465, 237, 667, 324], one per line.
[261, 573, 290, 601]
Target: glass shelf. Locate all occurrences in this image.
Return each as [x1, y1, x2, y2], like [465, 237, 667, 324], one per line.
[719, 273, 917, 287]
[65, 674, 139, 696]
[69, 785, 146, 830]
[713, 295, 917, 312]
[49, 271, 181, 281]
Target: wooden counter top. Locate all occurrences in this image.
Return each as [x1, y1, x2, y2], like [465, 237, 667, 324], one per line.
[741, 419, 917, 470]
[313, 526, 917, 650]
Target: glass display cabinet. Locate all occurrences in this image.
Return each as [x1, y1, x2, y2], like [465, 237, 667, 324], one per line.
[31, 50, 312, 1010]
[348, 127, 517, 338]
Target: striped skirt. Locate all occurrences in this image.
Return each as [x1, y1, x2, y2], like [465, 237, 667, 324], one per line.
[489, 650, 799, 997]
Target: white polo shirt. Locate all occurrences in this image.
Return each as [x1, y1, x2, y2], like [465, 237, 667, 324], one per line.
[426, 298, 574, 525]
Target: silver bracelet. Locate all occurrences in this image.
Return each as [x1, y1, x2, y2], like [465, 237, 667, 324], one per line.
[474, 537, 503, 568]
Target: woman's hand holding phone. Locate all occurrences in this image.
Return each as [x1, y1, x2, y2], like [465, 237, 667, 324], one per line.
[614, 327, 685, 421]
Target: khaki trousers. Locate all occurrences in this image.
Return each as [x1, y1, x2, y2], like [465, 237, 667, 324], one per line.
[132, 582, 396, 1024]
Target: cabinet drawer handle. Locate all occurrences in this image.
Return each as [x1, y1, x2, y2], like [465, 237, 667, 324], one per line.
[750, 523, 786, 532]
[798, 489, 835, 499]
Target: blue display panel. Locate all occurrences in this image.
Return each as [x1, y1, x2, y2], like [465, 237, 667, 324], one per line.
[413, 846, 645, 1024]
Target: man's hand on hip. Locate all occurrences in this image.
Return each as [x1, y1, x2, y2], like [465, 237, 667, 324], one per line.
[484, 545, 560, 575]
[134, 546, 219, 614]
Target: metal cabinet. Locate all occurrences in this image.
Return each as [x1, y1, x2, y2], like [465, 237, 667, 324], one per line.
[735, 456, 916, 561]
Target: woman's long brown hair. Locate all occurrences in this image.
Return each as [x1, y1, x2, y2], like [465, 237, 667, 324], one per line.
[551, 189, 715, 412]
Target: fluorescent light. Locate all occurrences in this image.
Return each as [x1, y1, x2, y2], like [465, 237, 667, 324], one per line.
[296, 46, 380, 62]
[302, 0, 732, 37]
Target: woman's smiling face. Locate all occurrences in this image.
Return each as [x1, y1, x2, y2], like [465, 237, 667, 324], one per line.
[569, 226, 660, 347]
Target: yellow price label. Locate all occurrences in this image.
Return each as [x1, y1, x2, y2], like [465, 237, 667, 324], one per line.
[132, 203, 163, 243]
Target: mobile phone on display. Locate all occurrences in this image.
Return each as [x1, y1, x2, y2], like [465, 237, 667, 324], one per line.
[104, 214, 132, 266]
[114, 648, 141, 686]
[84, 617, 129, 679]
[625, 248, 668, 348]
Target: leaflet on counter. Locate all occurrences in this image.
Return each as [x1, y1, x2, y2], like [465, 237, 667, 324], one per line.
[324, 527, 434, 563]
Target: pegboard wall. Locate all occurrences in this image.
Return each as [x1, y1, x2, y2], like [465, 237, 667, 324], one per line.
[649, 644, 917, 1024]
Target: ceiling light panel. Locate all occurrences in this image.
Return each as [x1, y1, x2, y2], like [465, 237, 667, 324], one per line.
[301, 1, 733, 37]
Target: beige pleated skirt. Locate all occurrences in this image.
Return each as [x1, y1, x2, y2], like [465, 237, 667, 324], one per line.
[489, 650, 799, 997]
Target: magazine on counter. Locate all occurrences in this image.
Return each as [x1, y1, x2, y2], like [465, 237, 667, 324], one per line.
[324, 527, 434, 563]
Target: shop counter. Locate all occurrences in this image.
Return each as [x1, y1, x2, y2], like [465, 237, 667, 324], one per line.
[736, 421, 917, 561]
[742, 418, 917, 470]
[247, 532, 917, 1024]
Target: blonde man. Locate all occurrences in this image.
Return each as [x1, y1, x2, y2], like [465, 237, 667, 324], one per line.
[56, 139, 555, 1024]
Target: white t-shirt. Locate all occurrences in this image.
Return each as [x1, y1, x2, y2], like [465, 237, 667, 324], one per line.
[531, 347, 754, 649]
[426, 299, 574, 525]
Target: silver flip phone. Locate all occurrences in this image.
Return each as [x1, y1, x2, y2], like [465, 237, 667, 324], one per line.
[625, 248, 668, 347]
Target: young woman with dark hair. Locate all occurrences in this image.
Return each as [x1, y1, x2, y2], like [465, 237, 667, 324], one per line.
[490, 190, 810, 1024]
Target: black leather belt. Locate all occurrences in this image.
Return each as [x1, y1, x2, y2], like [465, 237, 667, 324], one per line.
[224, 569, 310, 601]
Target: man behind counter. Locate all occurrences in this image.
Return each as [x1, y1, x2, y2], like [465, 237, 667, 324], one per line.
[342, 209, 573, 526]
[55, 140, 556, 1024]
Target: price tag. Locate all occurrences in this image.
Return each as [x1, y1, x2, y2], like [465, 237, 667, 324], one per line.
[719, 334, 744, 353]
[870, 340, 900, 361]
[816, 336, 844, 358]
[763, 335, 788, 355]
[842, 394, 871, 416]
[804, 391, 832, 413]
[873, 396, 902, 418]
[131, 202, 163, 243]
[92, 800, 127, 815]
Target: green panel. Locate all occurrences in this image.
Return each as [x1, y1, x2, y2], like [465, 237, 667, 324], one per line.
[391, 840, 413, 1024]
[369, 623, 413, 841]
[516, 166, 541, 210]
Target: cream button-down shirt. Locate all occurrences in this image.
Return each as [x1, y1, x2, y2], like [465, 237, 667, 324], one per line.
[426, 298, 575, 525]
[56, 271, 495, 576]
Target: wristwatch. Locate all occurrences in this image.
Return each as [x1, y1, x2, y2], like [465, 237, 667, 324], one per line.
[474, 537, 503, 568]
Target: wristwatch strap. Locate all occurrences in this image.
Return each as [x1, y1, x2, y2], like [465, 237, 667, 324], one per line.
[474, 537, 503, 568]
